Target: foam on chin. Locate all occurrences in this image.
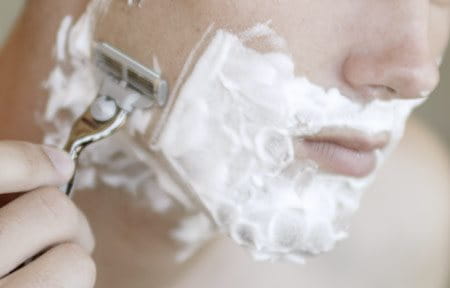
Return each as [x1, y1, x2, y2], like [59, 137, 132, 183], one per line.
[43, 0, 423, 263]
[155, 30, 423, 261]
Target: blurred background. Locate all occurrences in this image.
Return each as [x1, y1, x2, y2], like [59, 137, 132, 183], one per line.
[0, 1, 449, 149]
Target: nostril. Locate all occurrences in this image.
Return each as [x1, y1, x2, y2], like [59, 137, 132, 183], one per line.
[384, 86, 396, 94]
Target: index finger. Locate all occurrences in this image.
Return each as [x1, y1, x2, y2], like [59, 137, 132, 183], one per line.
[0, 141, 74, 194]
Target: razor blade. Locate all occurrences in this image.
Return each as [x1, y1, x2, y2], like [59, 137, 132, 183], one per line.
[63, 43, 169, 197]
[95, 43, 168, 110]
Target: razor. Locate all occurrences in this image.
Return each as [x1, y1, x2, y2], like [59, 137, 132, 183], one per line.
[7, 43, 169, 274]
[62, 43, 168, 197]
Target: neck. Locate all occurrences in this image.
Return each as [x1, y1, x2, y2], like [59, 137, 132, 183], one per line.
[74, 185, 215, 287]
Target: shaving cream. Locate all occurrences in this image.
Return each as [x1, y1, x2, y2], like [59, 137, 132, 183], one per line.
[43, 0, 424, 262]
[155, 30, 423, 261]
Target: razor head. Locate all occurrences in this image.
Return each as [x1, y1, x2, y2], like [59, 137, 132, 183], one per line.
[94, 42, 168, 108]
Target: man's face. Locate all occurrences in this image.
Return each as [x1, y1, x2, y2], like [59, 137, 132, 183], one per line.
[44, 0, 450, 262]
[153, 27, 425, 261]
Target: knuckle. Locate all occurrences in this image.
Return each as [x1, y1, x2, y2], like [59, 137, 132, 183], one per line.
[34, 187, 79, 228]
[10, 244, 96, 288]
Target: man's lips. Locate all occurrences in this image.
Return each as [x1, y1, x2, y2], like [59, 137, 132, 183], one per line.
[295, 128, 390, 177]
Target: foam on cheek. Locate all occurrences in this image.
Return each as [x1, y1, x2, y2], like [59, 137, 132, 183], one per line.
[43, 0, 179, 212]
[127, 0, 144, 7]
[157, 30, 423, 261]
[43, 0, 423, 263]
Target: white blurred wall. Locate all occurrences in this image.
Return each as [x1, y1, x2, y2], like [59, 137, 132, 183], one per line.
[0, 1, 449, 149]
[416, 51, 450, 147]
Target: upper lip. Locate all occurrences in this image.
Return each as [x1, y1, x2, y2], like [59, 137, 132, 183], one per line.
[303, 127, 390, 152]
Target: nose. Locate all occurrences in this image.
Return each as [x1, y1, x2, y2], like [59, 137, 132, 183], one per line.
[343, 35, 440, 101]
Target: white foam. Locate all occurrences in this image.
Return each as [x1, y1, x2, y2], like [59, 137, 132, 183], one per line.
[156, 30, 423, 261]
[55, 15, 73, 62]
[127, 0, 143, 7]
[239, 20, 287, 50]
[43, 1, 423, 263]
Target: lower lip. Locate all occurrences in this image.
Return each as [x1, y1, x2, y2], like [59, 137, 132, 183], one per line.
[299, 140, 377, 177]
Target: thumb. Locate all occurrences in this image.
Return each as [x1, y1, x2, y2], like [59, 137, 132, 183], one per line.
[0, 141, 74, 193]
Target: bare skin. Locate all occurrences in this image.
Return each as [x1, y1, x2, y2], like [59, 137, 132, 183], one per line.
[0, 0, 448, 287]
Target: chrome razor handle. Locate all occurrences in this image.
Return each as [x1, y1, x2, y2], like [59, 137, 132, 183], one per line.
[60, 43, 169, 198]
[62, 99, 128, 198]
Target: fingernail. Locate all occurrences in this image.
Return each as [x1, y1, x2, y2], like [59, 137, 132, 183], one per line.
[42, 146, 75, 178]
